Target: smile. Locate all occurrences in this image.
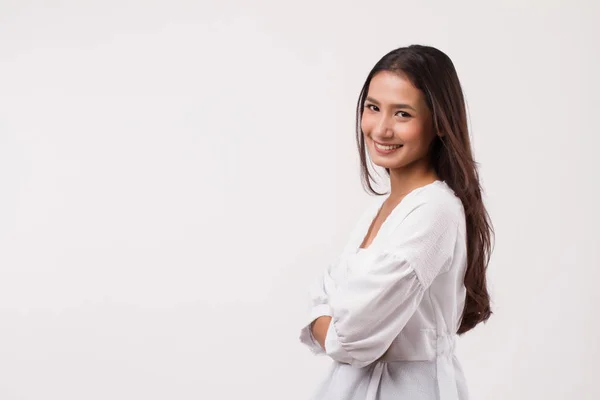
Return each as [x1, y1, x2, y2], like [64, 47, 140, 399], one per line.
[374, 141, 403, 153]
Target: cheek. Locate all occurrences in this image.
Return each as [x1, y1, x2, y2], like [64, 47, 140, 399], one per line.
[399, 121, 430, 145]
[360, 114, 373, 135]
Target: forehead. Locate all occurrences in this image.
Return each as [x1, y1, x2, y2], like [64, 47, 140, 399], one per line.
[367, 70, 424, 106]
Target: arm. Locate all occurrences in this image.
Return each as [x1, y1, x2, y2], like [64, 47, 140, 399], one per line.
[299, 200, 382, 354]
[324, 201, 461, 368]
[299, 261, 337, 354]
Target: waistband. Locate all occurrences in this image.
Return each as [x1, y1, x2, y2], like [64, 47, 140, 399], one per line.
[378, 331, 457, 362]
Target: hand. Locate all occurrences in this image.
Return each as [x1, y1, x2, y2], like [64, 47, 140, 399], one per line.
[311, 316, 332, 351]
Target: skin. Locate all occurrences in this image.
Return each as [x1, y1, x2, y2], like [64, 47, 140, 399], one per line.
[311, 70, 442, 351]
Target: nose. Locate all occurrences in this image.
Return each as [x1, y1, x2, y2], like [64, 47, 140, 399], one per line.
[372, 114, 394, 139]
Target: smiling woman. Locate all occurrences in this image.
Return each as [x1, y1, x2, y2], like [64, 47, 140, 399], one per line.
[299, 45, 494, 400]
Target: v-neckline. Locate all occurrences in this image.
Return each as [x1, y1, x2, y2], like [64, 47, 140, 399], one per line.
[356, 180, 443, 252]
[358, 201, 386, 250]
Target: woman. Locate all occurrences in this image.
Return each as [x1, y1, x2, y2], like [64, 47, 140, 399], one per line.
[299, 45, 494, 400]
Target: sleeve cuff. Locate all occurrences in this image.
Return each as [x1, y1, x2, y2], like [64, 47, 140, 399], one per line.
[324, 318, 355, 364]
[299, 304, 332, 355]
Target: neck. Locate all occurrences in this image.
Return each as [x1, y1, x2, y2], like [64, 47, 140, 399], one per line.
[388, 160, 439, 200]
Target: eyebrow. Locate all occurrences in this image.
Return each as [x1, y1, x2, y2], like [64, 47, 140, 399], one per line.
[365, 96, 417, 112]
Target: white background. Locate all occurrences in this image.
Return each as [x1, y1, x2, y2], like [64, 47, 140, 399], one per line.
[1, 1, 598, 399]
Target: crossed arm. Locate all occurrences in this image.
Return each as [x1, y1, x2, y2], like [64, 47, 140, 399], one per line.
[303, 201, 460, 367]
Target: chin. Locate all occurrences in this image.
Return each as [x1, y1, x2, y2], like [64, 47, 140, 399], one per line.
[370, 156, 404, 170]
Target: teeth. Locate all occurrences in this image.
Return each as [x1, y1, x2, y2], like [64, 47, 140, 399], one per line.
[375, 142, 402, 150]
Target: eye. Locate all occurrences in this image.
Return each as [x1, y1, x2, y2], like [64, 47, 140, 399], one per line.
[365, 104, 379, 112]
[396, 111, 411, 118]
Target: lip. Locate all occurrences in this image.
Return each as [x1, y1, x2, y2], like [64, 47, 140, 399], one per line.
[373, 141, 403, 155]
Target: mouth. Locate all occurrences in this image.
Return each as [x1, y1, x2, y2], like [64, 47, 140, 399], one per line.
[373, 141, 403, 153]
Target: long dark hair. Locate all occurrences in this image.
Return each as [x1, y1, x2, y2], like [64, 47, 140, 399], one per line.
[356, 45, 494, 334]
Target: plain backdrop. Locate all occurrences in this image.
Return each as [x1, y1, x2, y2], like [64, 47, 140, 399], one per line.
[1, 0, 599, 399]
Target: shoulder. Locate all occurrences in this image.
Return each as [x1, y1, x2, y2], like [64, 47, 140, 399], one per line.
[403, 180, 465, 228]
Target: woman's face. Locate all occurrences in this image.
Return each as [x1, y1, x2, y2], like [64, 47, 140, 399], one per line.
[361, 71, 437, 171]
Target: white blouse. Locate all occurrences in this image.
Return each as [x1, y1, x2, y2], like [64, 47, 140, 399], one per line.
[299, 180, 470, 400]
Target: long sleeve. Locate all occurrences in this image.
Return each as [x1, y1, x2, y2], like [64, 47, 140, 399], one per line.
[324, 200, 461, 368]
[298, 201, 381, 355]
[298, 260, 338, 354]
